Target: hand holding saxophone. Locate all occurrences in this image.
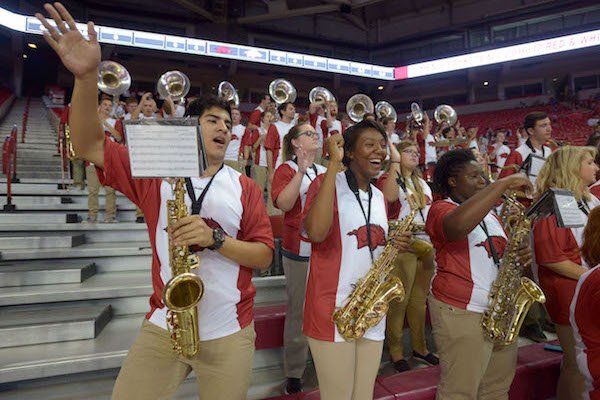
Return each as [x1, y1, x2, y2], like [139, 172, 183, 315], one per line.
[169, 215, 215, 248]
[515, 238, 533, 269]
[498, 173, 533, 195]
[36, 3, 101, 79]
[390, 231, 413, 253]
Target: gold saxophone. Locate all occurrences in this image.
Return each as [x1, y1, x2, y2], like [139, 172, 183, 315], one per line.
[63, 124, 77, 161]
[481, 194, 546, 345]
[162, 179, 204, 358]
[332, 209, 417, 341]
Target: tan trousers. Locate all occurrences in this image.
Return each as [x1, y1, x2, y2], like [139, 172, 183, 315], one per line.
[308, 337, 383, 400]
[282, 256, 309, 378]
[428, 296, 518, 400]
[86, 164, 116, 220]
[386, 252, 433, 360]
[112, 320, 256, 400]
[555, 324, 586, 400]
[253, 165, 280, 216]
[224, 159, 243, 174]
[71, 159, 85, 188]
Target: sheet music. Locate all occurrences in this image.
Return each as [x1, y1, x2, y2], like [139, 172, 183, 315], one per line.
[553, 191, 585, 228]
[528, 154, 546, 177]
[126, 124, 202, 177]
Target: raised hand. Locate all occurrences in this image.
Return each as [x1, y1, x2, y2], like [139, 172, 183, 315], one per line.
[296, 146, 316, 173]
[35, 3, 100, 78]
[327, 135, 344, 164]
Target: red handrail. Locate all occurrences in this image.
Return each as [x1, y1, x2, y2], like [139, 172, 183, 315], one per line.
[2, 125, 18, 212]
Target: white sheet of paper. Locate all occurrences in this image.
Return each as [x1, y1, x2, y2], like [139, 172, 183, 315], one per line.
[529, 154, 545, 177]
[126, 124, 201, 177]
[554, 192, 585, 228]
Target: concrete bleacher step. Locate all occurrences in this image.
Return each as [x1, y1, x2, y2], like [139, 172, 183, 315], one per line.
[0, 261, 96, 287]
[0, 234, 85, 249]
[0, 184, 129, 196]
[0, 212, 75, 224]
[0, 209, 137, 222]
[0, 241, 151, 261]
[0, 178, 73, 184]
[0, 223, 150, 244]
[10, 202, 136, 211]
[0, 303, 112, 348]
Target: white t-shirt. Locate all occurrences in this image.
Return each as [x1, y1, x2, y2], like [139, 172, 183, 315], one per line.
[225, 124, 245, 161]
[424, 133, 437, 164]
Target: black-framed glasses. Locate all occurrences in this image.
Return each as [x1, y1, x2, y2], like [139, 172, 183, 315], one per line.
[298, 130, 317, 138]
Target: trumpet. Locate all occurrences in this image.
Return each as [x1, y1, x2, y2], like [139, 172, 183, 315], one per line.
[157, 71, 191, 102]
[269, 79, 297, 105]
[218, 81, 240, 108]
[375, 101, 397, 123]
[346, 94, 374, 123]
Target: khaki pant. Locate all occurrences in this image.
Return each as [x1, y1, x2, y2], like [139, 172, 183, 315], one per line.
[428, 296, 518, 400]
[224, 159, 243, 174]
[86, 164, 116, 220]
[253, 165, 280, 216]
[112, 320, 256, 400]
[71, 159, 85, 188]
[555, 324, 586, 400]
[308, 337, 383, 400]
[386, 252, 433, 360]
[283, 255, 309, 378]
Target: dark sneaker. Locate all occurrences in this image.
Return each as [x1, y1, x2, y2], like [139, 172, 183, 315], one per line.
[393, 359, 411, 373]
[520, 324, 548, 343]
[136, 216, 145, 223]
[284, 377, 302, 394]
[413, 351, 439, 365]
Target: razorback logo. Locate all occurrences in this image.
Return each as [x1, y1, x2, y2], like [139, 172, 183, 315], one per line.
[347, 224, 386, 251]
[231, 134, 239, 141]
[203, 217, 223, 231]
[500, 153, 509, 159]
[475, 236, 506, 259]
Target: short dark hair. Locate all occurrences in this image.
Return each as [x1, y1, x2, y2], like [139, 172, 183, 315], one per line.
[524, 112, 548, 133]
[185, 95, 231, 119]
[342, 120, 387, 166]
[277, 102, 292, 118]
[433, 148, 476, 196]
[380, 117, 395, 126]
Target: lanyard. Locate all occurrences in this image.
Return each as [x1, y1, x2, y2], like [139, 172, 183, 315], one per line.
[184, 164, 224, 215]
[479, 219, 501, 269]
[396, 172, 426, 222]
[292, 158, 318, 182]
[578, 200, 590, 216]
[345, 169, 374, 262]
[525, 138, 546, 158]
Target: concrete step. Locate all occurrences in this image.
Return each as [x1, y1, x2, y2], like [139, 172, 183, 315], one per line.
[1, 184, 129, 196]
[0, 303, 112, 348]
[4, 172, 63, 179]
[8, 202, 136, 211]
[0, 261, 96, 287]
[0, 234, 85, 249]
[0, 178, 73, 184]
[0, 241, 151, 261]
[0, 213, 78, 224]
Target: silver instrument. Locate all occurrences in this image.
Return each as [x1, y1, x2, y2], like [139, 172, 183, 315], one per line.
[269, 79, 297, 105]
[375, 101, 397, 123]
[218, 81, 240, 108]
[98, 61, 131, 119]
[309, 86, 336, 105]
[433, 104, 458, 126]
[157, 71, 191, 102]
[346, 94, 374, 123]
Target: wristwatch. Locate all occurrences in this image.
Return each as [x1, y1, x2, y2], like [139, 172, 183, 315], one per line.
[208, 228, 226, 250]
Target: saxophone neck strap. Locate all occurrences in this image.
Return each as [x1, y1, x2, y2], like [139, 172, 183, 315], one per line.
[479, 219, 501, 269]
[184, 163, 224, 215]
[345, 168, 374, 263]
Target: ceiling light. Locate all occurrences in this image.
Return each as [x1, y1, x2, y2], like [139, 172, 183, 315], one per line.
[377, 85, 384, 90]
[553, 77, 558, 82]
[27, 43, 37, 49]
[483, 81, 489, 86]
[23, 54, 27, 58]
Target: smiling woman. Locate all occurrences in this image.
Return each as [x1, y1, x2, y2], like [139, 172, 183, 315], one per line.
[301, 120, 413, 400]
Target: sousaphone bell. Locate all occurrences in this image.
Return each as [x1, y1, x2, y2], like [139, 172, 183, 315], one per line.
[346, 94, 374, 123]
[157, 71, 191, 102]
[309, 86, 336, 105]
[375, 101, 397, 123]
[269, 79, 297, 105]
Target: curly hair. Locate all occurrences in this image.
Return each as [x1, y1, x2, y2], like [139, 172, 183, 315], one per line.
[432, 148, 477, 196]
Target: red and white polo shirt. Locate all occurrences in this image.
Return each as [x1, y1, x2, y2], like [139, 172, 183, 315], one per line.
[497, 142, 551, 182]
[302, 172, 389, 342]
[426, 199, 507, 312]
[250, 127, 269, 167]
[271, 160, 326, 257]
[264, 120, 295, 169]
[570, 264, 600, 400]
[533, 196, 600, 325]
[490, 143, 511, 169]
[248, 106, 264, 128]
[396, 175, 432, 242]
[590, 180, 600, 200]
[96, 137, 274, 341]
[424, 133, 437, 164]
[225, 124, 248, 161]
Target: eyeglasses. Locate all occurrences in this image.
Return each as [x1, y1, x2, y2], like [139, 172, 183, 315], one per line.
[298, 130, 317, 138]
[402, 149, 420, 156]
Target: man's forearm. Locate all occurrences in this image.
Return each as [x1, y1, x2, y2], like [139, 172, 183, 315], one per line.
[70, 73, 105, 162]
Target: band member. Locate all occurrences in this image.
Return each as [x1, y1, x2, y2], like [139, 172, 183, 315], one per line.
[131, 92, 159, 120]
[533, 146, 600, 400]
[271, 123, 326, 394]
[382, 117, 401, 145]
[489, 131, 511, 171]
[570, 206, 600, 400]
[250, 110, 274, 193]
[61, 103, 86, 190]
[302, 120, 412, 400]
[422, 114, 438, 180]
[247, 94, 271, 132]
[265, 102, 296, 214]
[122, 96, 138, 121]
[426, 149, 533, 399]
[380, 140, 438, 372]
[498, 112, 552, 181]
[35, 6, 274, 400]
[224, 108, 248, 173]
[310, 101, 344, 164]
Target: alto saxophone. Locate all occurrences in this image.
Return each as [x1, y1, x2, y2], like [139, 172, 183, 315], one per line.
[162, 179, 204, 358]
[332, 209, 417, 341]
[481, 194, 546, 345]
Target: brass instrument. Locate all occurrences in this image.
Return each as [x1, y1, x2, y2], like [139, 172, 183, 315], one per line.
[162, 179, 204, 358]
[218, 81, 240, 108]
[63, 123, 76, 161]
[431, 138, 469, 148]
[481, 194, 546, 345]
[433, 104, 458, 126]
[332, 209, 416, 341]
[269, 78, 297, 105]
[401, 185, 434, 258]
[309, 86, 336, 105]
[157, 71, 191, 102]
[98, 61, 131, 119]
[375, 101, 397, 123]
[346, 94, 374, 123]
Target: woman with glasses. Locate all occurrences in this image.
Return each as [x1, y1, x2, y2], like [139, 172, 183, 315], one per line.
[380, 140, 438, 372]
[533, 146, 600, 400]
[271, 122, 326, 394]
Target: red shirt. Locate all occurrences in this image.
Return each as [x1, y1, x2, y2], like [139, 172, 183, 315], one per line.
[571, 264, 600, 400]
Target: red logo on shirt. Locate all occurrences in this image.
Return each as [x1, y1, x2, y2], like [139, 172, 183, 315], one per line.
[203, 217, 223, 231]
[500, 153, 509, 159]
[475, 236, 506, 259]
[347, 224, 386, 251]
[231, 134, 239, 141]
